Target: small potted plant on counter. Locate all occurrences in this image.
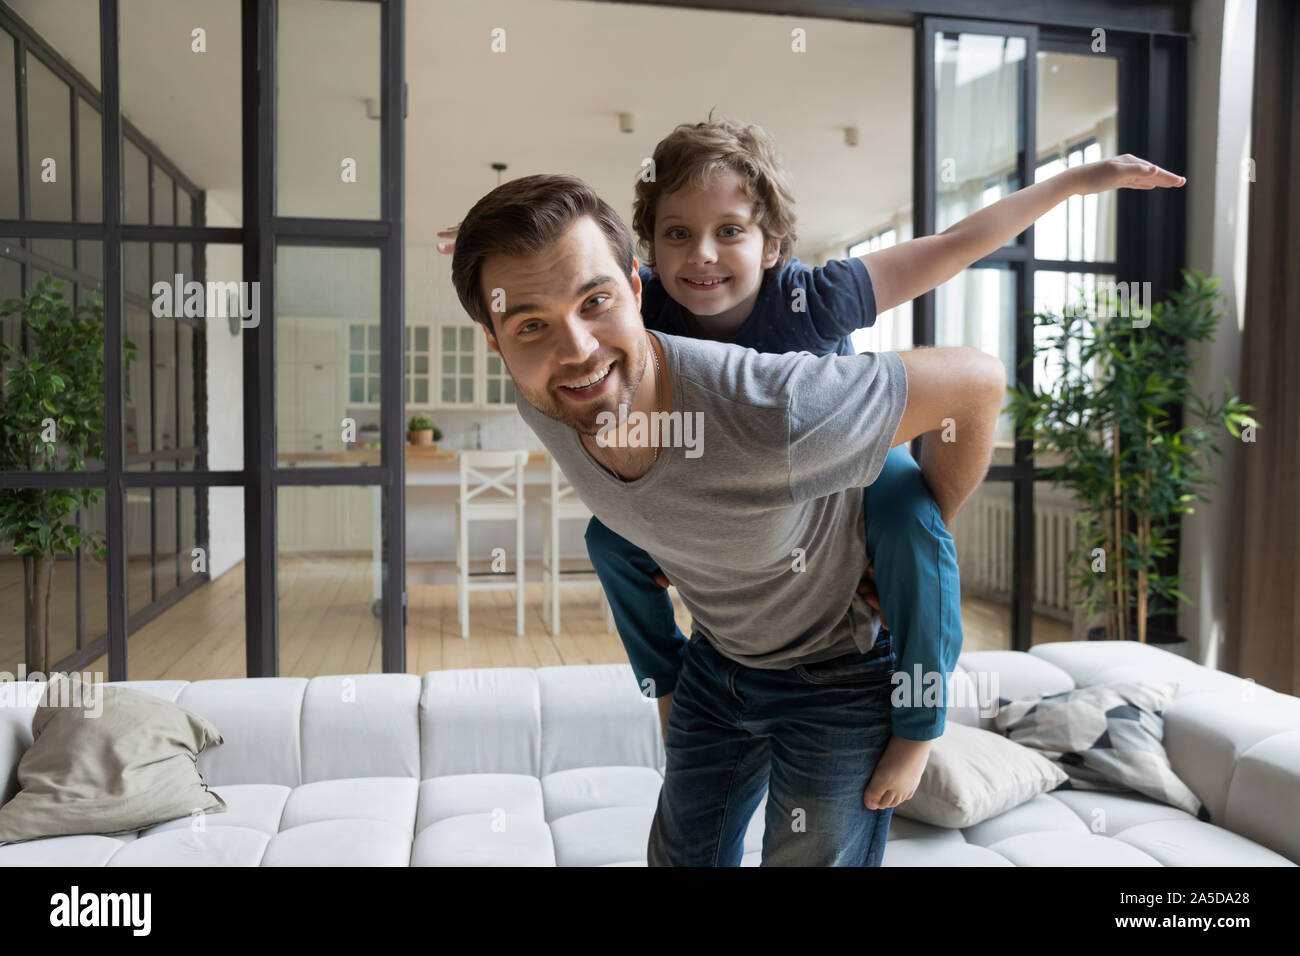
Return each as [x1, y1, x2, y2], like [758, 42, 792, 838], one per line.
[407, 414, 442, 448]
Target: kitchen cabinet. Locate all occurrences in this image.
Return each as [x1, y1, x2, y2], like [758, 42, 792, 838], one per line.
[332, 318, 518, 413]
[433, 319, 515, 410]
[274, 481, 376, 554]
[278, 317, 346, 453]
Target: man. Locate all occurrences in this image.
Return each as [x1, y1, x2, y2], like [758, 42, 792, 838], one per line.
[450, 173, 1006, 866]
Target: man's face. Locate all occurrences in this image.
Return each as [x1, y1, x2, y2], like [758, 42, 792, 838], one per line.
[652, 167, 779, 321]
[481, 216, 647, 436]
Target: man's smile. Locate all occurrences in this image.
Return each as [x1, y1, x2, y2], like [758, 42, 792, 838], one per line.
[557, 360, 616, 400]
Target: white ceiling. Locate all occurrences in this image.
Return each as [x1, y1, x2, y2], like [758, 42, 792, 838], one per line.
[406, 0, 913, 255]
[7, 0, 1113, 258]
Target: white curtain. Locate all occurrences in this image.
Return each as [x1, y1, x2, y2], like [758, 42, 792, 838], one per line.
[1092, 113, 1119, 262]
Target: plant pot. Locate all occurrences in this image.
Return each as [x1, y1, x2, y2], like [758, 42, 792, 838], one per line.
[408, 429, 433, 446]
[1087, 625, 1190, 658]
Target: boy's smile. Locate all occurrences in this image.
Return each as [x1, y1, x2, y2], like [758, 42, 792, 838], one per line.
[654, 168, 779, 340]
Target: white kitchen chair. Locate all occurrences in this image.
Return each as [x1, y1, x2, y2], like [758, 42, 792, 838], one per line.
[541, 457, 615, 637]
[456, 449, 528, 639]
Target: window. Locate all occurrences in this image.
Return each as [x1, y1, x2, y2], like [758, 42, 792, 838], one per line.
[846, 225, 912, 355]
[1034, 137, 1105, 261]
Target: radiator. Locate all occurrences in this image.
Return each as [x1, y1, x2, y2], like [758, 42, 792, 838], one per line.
[952, 491, 1079, 614]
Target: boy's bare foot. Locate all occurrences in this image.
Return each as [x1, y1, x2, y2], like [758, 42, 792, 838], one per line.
[863, 735, 933, 810]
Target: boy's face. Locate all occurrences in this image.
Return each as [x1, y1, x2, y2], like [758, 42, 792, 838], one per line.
[480, 216, 649, 437]
[652, 167, 779, 326]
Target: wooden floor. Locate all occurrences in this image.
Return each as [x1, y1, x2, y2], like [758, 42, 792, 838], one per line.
[3, 554, 1074, 682]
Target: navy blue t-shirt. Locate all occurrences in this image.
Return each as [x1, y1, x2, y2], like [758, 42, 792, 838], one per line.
[638, 256, 877, 357]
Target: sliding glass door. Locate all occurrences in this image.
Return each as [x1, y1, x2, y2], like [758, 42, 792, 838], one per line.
[916, 14, 1183, 651]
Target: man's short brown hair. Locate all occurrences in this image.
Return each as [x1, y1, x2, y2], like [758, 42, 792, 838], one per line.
[631, 116, 798, 274]
[451, 173, 635, 332]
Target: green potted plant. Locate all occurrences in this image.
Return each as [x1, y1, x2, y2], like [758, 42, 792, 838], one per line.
[406, 413, 442, 448]
[0, 276, 135, 673]
[1005, 268, 1257, 654]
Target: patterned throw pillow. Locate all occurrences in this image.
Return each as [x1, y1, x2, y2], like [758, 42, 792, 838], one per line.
[993, 680, 1209, 821]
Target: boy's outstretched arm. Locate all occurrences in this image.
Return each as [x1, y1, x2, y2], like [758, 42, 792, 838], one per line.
[891, 346, 1006, 528]
[860, 155, 1186, 313]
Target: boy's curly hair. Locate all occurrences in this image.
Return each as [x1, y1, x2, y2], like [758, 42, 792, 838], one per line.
[631, 115, 797, 274]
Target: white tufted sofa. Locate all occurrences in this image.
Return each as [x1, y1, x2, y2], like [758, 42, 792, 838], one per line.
[0, 640, 1296, 866]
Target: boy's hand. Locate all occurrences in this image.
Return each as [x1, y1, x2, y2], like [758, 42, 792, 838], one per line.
[1075, 154, 1186, 195]
[855, 560, 887, 631]
[650, 568, 671, 589]
[435, 221, 461, 254]
[657, 691, 673, 744]
[863, 735, 932, 810]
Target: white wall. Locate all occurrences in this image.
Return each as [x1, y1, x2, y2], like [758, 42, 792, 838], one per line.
[1179, 0, 1256, 666]
[203, 191, 246, 579]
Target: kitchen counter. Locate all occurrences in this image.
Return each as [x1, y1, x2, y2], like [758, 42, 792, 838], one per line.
[275, 446, 593, 570]
[277, 446, 561, 488]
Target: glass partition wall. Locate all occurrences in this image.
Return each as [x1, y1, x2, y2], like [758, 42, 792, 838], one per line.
[0, 0, 404, 681]
[0, 0, 1184, 677]
[0, 3, 219, 677]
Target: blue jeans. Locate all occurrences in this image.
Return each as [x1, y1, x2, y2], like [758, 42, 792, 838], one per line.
[585, 444, 963, 741]
[647, 630, 898, 866]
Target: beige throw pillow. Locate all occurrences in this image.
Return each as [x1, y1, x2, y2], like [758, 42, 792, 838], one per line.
[0, 676, 226, 845]
[894, 720, 1068, 829]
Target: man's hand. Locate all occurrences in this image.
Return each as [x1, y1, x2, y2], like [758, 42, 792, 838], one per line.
[856, 560, 888, 631]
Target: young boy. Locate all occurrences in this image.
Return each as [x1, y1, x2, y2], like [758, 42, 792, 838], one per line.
[438, 119, 1185, 824]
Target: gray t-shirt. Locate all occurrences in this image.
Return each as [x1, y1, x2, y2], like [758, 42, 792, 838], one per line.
[515, 330, 909, 669]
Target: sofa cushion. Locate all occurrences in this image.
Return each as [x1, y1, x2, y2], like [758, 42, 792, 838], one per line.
[895, 721, 1069, 828]
[1029, 640, 1247, 696]
[107, 826, 271, 867]
[181, 678, 307, 788]
[0, 677, 226, 846]
[299, 675, 422, 783]
[537, 665, 662, 775]
[416, 773, 545, 831]
[420, 669, 541, 778]
[410, 813, 556, 866]
[540, 766, 662, 821]
[260, 819, 412, 866]
[1163, 689, 1300, 859]
[551, 806, 658, 866]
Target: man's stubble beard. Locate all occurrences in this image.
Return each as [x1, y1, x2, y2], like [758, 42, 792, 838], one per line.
[509, 336, 649, 438]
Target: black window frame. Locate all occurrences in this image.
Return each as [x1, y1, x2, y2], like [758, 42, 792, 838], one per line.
[0, 1, 215, 672]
